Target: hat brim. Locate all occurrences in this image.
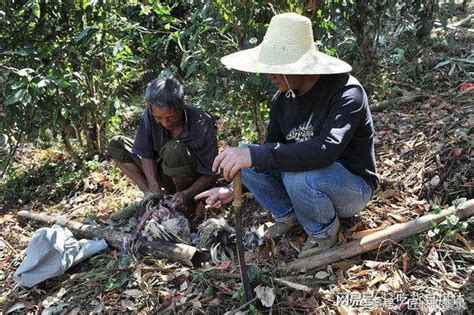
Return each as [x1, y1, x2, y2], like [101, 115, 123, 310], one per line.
[221, 45, 352, 75]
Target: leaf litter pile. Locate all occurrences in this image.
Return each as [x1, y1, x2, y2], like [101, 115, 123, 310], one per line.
[1, 88, 473, 313]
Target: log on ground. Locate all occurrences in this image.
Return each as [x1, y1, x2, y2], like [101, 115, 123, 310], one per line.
[283, 199, 474, 273]
[16, 210, 209, 267]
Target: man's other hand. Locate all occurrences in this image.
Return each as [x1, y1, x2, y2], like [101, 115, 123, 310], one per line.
[194, 187, 234, 209]
[147, 183, 164, 198]
[212, 147, 251, 181]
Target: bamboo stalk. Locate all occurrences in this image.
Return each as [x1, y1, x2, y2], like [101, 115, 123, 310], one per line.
[284, 199, 474, 273]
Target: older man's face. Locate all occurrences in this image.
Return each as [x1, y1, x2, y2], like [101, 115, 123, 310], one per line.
[151, 106, 184, 130]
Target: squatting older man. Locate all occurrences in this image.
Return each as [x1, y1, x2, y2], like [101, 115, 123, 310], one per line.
[107, 77, 218, 220]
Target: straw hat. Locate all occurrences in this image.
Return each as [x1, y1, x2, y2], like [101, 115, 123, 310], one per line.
[221, 12, 352, 74]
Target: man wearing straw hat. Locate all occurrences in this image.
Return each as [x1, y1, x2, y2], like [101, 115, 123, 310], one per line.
[195, 13, 378, 257]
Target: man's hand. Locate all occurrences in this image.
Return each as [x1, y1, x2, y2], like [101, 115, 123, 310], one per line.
[212, 147, 251, 181]
[147, 183, 164, 198]
[170, 191, 186, 210]
[194, 187, 234, 209]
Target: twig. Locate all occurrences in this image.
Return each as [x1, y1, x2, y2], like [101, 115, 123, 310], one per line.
[224, 296, 258, 315]
[0, 237, 19, 255]
[450, 14, 473, 28]
[273, 277, 333, 305]
[68, 194, 104, 216]
[370, 93, 428, 112]
[375, 237, 406, 261]
[1, 136, 21, 178]
[1, 108, 37, 178]
[202, 270, 241, 279]
[273, 277, 312, 292]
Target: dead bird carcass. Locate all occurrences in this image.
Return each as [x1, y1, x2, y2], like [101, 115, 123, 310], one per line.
[139, 194, 237, 264]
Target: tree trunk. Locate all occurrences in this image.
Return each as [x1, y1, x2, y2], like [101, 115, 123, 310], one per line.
[416, 0, 438, 44]
[251, 102, 266, 144]
[60, 124, 81, 162]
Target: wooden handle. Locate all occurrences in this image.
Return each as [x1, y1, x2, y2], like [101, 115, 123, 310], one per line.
[233, 170, 242, 208]
[232, 170, 253, 302]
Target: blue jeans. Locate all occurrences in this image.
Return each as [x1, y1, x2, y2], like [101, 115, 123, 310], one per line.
[241, 162, 373, 238]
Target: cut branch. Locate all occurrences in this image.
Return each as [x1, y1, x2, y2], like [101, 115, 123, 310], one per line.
[17, 210, 209, 267]
[283, 199, 474, 273]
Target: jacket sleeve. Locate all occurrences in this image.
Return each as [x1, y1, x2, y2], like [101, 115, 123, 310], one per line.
[249, 86, 366, 172]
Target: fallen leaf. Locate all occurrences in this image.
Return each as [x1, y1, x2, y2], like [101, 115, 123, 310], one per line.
[402, 253, 409, 273]
[123, 289, 142, 298]
[0, 214, 14, 224]
[364, 260, 388, 269]
[177, 295, 188, 306]
[208, 298, 221, 305]
[388, 213, 406, 223]
[390, 271, 403, 290]
[180, 281, 188, 292]
[92, 302, 104, 313]
[314, 271, 330, 279]
[337, 305, 351, 315]
[347, 265, 362, 274]
[41, 303, 69, 314]
[427, 247, 445, 272]
[368, 272, 387, 287]
[456, 233, 473, 251]
[377, 189, 400, 199]
[254, 285, 275, 307]
[344, 280, 365, 289]
[6, 303, 25, 314]
[306, 295, 319, 308]
[430, 175, 440, 186]
[334, 262, 354, 271]
[218, 260, 232, 270]
[444, 277, 464, 289]
[121, 300, 135, 310]
[356, 269, 370, 277]
[452, 147, 462, 157]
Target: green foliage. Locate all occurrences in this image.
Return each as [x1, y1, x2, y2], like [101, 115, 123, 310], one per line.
[0, 1, 162, 159]
[248, 265, 271, 285]
[0, 149, 82, 207]
[403, 236, 428, 260]
[428, 198, 469, 242]
[0, 0, 456, 163]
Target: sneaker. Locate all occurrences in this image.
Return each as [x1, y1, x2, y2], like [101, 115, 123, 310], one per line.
[110, 202, 142, 222]
[264, 221, 300, 239]
[298, 234, 338, 258]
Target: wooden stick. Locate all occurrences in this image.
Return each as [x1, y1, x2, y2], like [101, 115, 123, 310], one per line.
[16, 210, 209, 267]
[224, 296, 258, 315]
[233, 171, 253, 302]
[370, 93, 428, 112]
[273, 277, 312, 292]
[283, 199, 474, 273]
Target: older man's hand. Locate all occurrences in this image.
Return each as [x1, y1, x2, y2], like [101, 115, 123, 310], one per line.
[212, 147, 252, 181]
